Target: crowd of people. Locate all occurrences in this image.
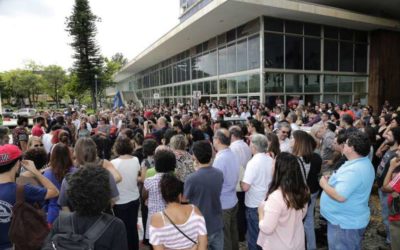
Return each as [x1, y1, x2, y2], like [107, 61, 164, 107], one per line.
[0, 99, 399, 250]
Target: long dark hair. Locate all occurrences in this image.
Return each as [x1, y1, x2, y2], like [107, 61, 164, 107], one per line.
[292, 130, 314, 164]
[50, 143, 74, 182]
[266, 132, 280, 158]
[267, 152, 310, 210]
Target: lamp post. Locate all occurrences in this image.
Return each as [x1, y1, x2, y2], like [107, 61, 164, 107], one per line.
[94, 74, 98, 109]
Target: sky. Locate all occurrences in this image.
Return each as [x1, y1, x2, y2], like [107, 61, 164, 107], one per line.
[0, 0, 180, 71]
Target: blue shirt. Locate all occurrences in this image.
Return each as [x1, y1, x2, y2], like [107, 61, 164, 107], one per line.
[213, 148, 240, 209]
[320, 157, 375, 229]
[184, 167, 224, 235]
[0, 183, 47, 249]
[43, 167, 76, 224]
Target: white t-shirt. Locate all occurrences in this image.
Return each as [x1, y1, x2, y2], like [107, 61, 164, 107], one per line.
[42, 133, 53, 154]
[280, 138, 292, 153]
[242, 153, 274, 208]
[230, 140, 252, 191]
[111, 157, 140, 204]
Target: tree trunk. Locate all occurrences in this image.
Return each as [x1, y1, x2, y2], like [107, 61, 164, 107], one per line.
[91, 87, 97, 111]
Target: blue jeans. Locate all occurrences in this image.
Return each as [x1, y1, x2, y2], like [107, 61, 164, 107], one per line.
[304, 191, 318, 250]
[245, 207, 262, 250]
[208, 229, 224, 250]
[378, 188, 391, 243]
[327, 221, 365, 250]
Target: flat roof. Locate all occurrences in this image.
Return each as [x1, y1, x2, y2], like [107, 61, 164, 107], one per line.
[115, 0, 400, 82]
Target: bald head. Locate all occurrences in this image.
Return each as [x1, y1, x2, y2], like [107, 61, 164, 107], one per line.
[214, 128, 231, 146]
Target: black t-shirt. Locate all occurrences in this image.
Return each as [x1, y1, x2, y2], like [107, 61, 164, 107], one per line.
[132, 148, 144, 165]
[376, 149, 397, 188]
[307, 153, 322, 194]
[45, 213, 128, 250]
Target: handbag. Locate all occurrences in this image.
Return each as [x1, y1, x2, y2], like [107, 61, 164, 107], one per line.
[163, 211, 197, 245]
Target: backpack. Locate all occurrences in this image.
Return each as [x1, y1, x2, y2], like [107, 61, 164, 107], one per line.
[8, 184, 49, 250]
[42, 212, 115, 250]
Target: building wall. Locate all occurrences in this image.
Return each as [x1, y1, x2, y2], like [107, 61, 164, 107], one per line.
[125, 17, 369, 107]
[180, 0, 213, 22]
[369, 30, 400, 112]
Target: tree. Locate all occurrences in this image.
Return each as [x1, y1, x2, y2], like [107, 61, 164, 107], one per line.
[63, 72, 86, 105]
[100, 53, 128, 89]
[111, 52, 128, 67]
[42, 65, 67, 108]
[66, 0, 103, 110]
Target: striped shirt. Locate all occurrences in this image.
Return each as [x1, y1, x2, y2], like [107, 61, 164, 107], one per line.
[149, 205, 207, 249]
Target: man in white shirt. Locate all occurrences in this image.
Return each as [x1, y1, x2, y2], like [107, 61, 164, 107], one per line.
[210, 104, 219, 121]
[241, 134, 274, 250]
[287, 112, 300, 132]
[229, 125, 252, 242]
[277, 122, 292, 153]
[240, 106, 251, 119]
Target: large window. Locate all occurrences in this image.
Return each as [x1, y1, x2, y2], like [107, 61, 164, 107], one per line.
[324, 40, 338, 71]
[265, 33, 283, 68]
[249, 74, 260, 93]
[304, 75, 320, 92]
[304, 38, 320, 70]
[248, 35, 260, 69]
[265, 73, 284, 93]
[236, 39, 248, 71]
[324, 27, 368, 72]
[285, 36, 303, 69]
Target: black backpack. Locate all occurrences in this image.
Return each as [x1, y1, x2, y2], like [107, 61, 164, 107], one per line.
[42, 212, 115, 250]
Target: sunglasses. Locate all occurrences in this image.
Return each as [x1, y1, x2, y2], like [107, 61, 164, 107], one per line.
[280, 130, 289, 134]
[33, 144, 44, 147]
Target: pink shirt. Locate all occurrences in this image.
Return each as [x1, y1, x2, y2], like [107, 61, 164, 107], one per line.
[257, 189, 307, 250]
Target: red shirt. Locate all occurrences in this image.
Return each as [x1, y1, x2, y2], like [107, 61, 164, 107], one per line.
[31, 124, 44, 137]
[388, 172, 400, 222]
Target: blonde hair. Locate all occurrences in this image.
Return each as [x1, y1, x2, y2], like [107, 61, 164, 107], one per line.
[28, 136, 42, 148]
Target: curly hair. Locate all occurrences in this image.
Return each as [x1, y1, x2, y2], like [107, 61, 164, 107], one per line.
[154, 149, 176, 173]
[67, 164, 111, 216]
[23, 147, 48, 170]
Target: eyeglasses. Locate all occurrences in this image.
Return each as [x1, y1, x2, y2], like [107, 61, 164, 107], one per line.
[33, 144, 44, 147]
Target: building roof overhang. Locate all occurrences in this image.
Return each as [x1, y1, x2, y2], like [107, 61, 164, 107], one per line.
[115, 0, 400, 82]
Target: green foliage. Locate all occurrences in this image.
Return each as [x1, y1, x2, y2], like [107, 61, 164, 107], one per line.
[99, 53, 128, 92]
[0, 64, 46, 107]
[42, 65, 67, 107]
[66, 0, 103, 110]
[63, 72, 86, 104]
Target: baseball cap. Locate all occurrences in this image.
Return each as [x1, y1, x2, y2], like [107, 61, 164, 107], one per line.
[0, 144, 22, 166]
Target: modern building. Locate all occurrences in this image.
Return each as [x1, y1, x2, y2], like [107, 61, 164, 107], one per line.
[114, 0, 400, 110]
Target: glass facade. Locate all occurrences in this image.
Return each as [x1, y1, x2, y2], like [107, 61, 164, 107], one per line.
[122, 16, 368, 106]
[263, 17, 368, 106]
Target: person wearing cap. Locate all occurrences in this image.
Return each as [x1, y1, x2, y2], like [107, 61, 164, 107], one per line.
[0, 144, 59, 250]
